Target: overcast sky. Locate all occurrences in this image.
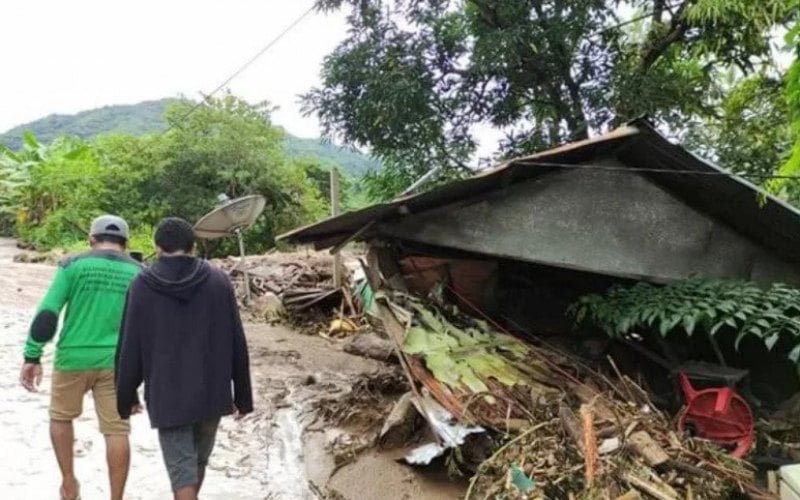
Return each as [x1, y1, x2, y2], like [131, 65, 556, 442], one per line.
[0, 0, 346, 137]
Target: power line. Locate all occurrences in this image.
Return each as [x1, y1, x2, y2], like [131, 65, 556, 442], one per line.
[513, 160, 800, 180]
[399, 158, 800, 197]
[173, 3, 316, 127]
[0, 3, 317, 184]
[14, 151, 800, 185]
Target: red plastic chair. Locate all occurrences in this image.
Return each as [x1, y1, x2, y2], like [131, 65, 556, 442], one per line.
[677, 372, 755, 458]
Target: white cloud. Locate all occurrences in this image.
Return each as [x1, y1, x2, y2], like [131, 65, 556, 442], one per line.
[0, 0, 347, 138]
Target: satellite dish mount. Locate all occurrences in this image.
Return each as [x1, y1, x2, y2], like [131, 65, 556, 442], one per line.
[193, 194, 267, 303]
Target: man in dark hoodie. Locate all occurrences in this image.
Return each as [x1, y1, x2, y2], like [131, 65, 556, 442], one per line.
[115, 217, 253, 500]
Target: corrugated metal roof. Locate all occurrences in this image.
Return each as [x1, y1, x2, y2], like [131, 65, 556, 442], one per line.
[278, 118, 800, 263]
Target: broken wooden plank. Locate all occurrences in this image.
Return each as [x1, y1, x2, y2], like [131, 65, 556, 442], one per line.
[628, 431, 670, 468]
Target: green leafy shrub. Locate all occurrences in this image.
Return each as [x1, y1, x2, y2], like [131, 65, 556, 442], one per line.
[1, 94, 327, 256]
[63, 224, 155, 257]
[571, 279, 800, 361]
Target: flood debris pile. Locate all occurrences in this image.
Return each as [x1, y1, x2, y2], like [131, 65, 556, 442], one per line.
[310, 370, 410, 467]
[313, 370, 409, 429]
[374, 292, 769, 500]
[214, 252, 347, 325]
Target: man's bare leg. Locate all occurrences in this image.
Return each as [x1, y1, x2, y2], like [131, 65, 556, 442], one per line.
[174, 486, 198, 500]
[50, 419, 79, 499]
[105, 435, 130, 500]
[197, 465, 207, 493]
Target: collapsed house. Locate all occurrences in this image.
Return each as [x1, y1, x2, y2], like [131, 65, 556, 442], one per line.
[282, 117, 800, 387]
[278, 118, 800, 498]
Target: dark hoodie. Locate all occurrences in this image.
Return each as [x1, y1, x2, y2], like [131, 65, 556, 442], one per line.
[115, 256, 253, 428]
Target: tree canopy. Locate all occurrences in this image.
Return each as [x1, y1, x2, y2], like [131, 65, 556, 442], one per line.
[0, 95, 332, 255]
[771, 10, 800, 198]
[0, 98, 381, 181]
[305, 0, 797, 200]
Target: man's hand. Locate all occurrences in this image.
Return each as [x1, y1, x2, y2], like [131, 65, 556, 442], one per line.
[131, 404, 144, 415]
[20, 363, 43, 392]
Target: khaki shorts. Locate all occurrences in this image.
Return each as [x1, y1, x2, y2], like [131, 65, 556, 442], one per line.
[50, 369, 130, 435]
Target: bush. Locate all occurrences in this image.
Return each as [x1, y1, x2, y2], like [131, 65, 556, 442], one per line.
[571, 279, 800, 362]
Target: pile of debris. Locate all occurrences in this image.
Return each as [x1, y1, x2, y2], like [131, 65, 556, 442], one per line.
[308, 369, 410, 469]
[369, 290, 771, 499]
[214, 251, 352, 324]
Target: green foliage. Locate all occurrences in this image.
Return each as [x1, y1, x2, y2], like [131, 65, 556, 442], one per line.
[63, 224, 156, 256]
[0, 98, 381, 181]
[572, 279, 800, 361]
[683, 73, 795, 197]
[0, 94, 331, 256]
[403, 301, 530, 395]
[2, 135, 107, 248]
[308, 0, 794, 201]
[283, 136, 380, 178]
[0, 141, 33, 234]
[771, 12, 800, 198]
[0, 100, 174, 149]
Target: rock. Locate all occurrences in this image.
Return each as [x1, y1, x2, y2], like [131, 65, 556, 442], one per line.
[344, 333, 396, 363]
[250, 292, 284, 320]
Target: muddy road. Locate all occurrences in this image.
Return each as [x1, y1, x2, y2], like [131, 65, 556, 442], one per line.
[0, 239, 464, 499]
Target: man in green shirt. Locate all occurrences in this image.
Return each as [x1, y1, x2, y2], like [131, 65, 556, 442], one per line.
[19, 215, 142, 500]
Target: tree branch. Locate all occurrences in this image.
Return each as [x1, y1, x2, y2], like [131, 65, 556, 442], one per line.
[653, 0, 667, 23]
[639, 0, 697, 72]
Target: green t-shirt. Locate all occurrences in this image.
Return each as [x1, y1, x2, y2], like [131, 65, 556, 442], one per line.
[24, 250, 141, 371]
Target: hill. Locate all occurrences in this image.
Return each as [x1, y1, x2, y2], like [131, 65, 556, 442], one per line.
[0, 99, 379, 177]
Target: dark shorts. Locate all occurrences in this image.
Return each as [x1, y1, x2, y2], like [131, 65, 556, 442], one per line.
[158, 418, 221, 491]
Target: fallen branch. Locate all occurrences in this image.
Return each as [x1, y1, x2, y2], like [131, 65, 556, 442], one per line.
[581, 405, 598, 489]
[559, 404, 585, 452]
[622, 471, 679, 500]
[628, 431, 669, 468]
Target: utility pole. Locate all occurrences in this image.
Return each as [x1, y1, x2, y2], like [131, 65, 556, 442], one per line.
[330, 168, 343, 288]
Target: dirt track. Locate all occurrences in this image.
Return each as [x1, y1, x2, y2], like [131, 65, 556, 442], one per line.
[0, 239, 464, 500]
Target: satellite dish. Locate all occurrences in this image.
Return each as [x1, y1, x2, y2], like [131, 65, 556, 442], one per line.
[194, 194, 266, 240]
[194, 194, 267, 303]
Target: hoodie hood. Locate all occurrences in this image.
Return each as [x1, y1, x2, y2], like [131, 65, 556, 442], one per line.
[141, 256, 211, 301]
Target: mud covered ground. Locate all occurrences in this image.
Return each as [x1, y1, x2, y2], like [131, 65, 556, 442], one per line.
[0, 239, 465, 499]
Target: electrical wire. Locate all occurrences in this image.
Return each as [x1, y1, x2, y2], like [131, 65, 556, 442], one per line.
[172, 3, 316, 127]
[512, 160, 800, 181]
[0, 2, 317, 183]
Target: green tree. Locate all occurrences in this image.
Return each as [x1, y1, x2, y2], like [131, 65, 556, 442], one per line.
[771, 10, 800, 199]
[305, 0, 794, 200]
[684, 73, 794, 191]
[1, 133, 106, 247]
[0, 135, 37, 234]
[150, 95, 325, 253]
[2, 94, 327, 255]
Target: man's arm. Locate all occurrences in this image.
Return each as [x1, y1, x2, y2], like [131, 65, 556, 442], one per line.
[228, 281, 253, 415]
[23, 265, 71, 363]
[115, 288, 143, 419]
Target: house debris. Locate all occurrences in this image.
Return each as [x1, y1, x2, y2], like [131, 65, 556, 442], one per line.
[214, 251, 360, 328]
[277, 118, 800, 498]
[372, 288, 768, 498]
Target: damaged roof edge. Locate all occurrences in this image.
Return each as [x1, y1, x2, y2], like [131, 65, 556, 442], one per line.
[277, 118, 800, 259]
[277, 123, 642, 246]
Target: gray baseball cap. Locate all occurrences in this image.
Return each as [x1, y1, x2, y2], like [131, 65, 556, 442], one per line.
[90, 215, 129, 240]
